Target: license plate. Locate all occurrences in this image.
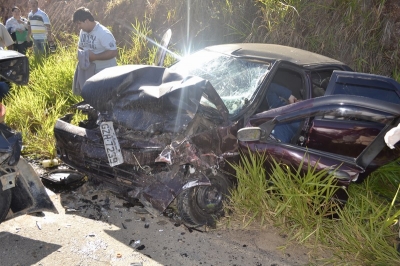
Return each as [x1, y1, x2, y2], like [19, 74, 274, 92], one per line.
[100, 121, 124, 167]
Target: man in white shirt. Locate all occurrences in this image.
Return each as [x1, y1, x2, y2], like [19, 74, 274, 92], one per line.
[28, 0, 53, 55]
[72, 7, 118, 73]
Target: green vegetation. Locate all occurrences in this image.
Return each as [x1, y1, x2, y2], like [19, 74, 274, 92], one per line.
[2, 0, 399, 264]
[134, 0, 398, 79]
[237, 0, 397, 77]
[226, 151, 400, 265]
[5, 41, 79, 157]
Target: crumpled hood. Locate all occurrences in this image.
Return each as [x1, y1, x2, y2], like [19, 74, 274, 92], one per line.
[81, 65, 218, 133]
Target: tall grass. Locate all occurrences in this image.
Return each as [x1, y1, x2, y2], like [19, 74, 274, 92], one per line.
[324, 179, 400, 265]
[227, 151, 340, 241]
[226, 151, 400, 264]
[5, 40, 79, 158]
[117, 18, 154, 65]
[250, 0, 396, 76]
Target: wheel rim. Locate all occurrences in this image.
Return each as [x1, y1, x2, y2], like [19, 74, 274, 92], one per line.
[196, 183, 223, 212]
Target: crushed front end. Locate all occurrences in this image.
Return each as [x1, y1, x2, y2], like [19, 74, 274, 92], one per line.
[54, 65, 240, 225]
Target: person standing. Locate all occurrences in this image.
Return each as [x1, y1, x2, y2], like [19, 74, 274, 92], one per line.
[72, 7, 118, 74]
[28, 0, 53, 55]
[6, 6, 31, 55]
[0, 23, 14, 50]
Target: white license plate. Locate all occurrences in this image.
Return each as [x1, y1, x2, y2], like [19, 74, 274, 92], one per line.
[100, 121, 124, 167]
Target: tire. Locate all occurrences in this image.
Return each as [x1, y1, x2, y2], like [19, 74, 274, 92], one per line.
[177, 171, 233, 226]
[0, 182, 12, 223]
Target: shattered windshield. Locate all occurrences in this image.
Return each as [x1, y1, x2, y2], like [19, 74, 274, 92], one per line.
[170, 49, 271, 116]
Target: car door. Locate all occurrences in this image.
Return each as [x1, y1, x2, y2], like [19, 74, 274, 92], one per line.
[306, 71, 400, 171]
[239, 95, 400, 182]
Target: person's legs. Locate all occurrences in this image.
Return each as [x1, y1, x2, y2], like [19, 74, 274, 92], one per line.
[16, 43, 27, 55]
[33, 39, 47, 55]
[266, 83, 292, 109]
[271, 120, 301, 143]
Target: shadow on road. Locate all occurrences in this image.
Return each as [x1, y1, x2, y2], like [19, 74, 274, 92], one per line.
[0, 232, 61, 265]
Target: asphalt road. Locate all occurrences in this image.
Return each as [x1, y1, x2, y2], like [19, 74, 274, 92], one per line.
[0, 181, 311, 265]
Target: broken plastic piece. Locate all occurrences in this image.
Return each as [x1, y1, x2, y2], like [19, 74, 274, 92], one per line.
[41, 159, 59, 168]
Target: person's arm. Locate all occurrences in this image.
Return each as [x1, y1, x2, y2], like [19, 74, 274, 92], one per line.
[89, 50, 118, 61]
[266, 82, 297, 109]
[5, 19, 17, 33]
[27, 23, 32, 41]
[91, 30, 117, 61]
[42, 13, 53, 42]
[270, 83, 298, 103]
[45, 24, 53, 42]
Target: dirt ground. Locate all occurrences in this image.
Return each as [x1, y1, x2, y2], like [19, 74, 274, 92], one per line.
[0, 178, 314, 266]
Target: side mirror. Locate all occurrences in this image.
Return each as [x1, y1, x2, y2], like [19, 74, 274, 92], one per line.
[0, 50, 29, 85]
[237, 127, 263, 141]
[154, 29, 172, 67]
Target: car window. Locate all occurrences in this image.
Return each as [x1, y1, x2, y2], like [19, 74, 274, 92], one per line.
[325, 71, 400, 104]
[256, 68, 305, 114]
[310, 70, 334, 98]
[271, 68, 305, 100]
[332, 84, 400, 104]
[170, 50, 271, 116]
[306, 106, 390, 158]
[306, 119, 385, 158]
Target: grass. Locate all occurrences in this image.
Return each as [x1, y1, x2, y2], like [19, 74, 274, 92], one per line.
[325, 180, 400, 264]
[117, 18, 154, 65]
[5, 41, 79, 158]
[226, 150, 400, 264]
[249, 0, 397, 75]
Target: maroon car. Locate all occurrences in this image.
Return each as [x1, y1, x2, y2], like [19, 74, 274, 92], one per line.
[54, 43, 400, 226]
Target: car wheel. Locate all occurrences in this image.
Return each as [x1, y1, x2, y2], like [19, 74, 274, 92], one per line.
[0, 182, 12, 223]
[177, 171, 233, 226]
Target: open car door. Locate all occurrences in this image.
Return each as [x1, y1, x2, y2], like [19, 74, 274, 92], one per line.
[238, 94, 400, 182]
[303, 71, 400, 177]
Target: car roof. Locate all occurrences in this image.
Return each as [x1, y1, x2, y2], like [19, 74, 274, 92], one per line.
[205, 43, 346, 67]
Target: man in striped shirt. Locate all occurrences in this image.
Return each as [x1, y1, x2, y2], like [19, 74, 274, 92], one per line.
[28, 0, 53, 55]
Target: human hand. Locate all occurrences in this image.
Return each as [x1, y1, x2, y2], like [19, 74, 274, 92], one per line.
[88, 50, 96, 62]
[288, 95, 297, 104]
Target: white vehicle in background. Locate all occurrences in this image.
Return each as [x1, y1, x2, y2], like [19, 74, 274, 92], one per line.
[0, 50, 57, 223]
